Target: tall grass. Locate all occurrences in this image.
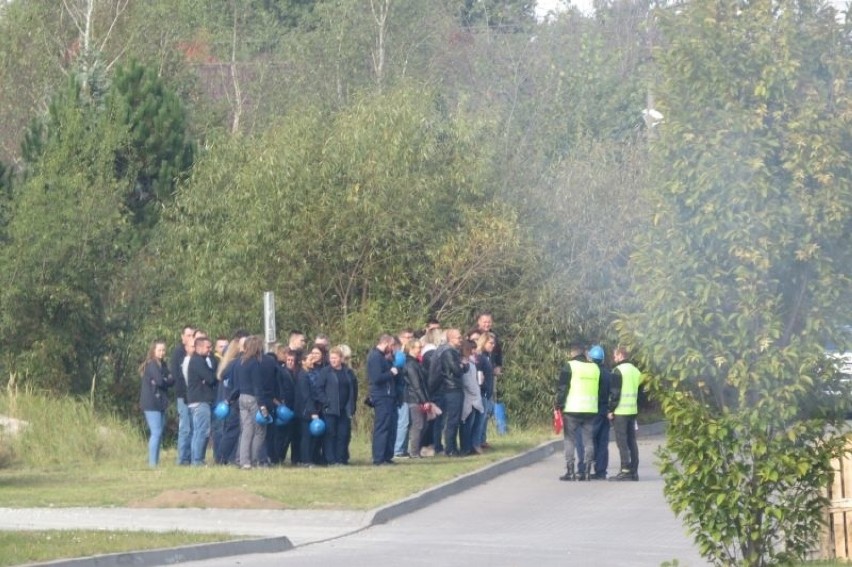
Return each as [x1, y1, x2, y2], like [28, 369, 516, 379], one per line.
[0, 387, 143, 468]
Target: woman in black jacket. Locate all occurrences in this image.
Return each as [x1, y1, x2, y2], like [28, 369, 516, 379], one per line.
[294, 348, 323, 465]
[139, 340, 174, 467]
[402, 340, 430, 458]
[315, 346, 358, 465]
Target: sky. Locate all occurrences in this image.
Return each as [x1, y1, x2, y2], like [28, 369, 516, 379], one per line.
[536, 0, 849, 20]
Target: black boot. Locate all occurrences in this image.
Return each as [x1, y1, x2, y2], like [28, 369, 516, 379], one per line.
[580, 463, 593, 482]
[559, 463, 575, 481]
[610, 469, 633, 482]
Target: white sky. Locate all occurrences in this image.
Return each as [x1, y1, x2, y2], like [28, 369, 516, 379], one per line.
[536, 0, 849, 19]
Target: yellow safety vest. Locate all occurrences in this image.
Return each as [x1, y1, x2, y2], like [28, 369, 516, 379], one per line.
[614, 362, 641, 416]
[564, 360, 600, 414]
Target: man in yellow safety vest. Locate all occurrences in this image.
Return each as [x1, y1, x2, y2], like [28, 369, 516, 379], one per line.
[607, 346, 643, 481]
[555, 345, 605, 481]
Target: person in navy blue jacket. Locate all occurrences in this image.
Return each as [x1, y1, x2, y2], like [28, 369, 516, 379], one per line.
[294, 348, 323, 466]
[368, 334, 400, 465]
[315, 346, 358, 465]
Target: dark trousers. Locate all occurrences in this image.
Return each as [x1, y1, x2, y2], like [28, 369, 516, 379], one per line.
[267, 422, 295, 465]
[372, 396, 396, 464]
[408, 403, 427, 457]
[563, 413, 595, 467]
[216, 412, 240, 465]
[443, 390, 464, 456]
[322, 414, 351, 465]
[299, 417, 316, 464]
[291, 419, 302, 464]
[593, 414, 610, 477]
[613, 414, 638, 473]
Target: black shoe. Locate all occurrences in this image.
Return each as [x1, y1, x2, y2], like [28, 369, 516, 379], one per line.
[610, 471, 633, 481]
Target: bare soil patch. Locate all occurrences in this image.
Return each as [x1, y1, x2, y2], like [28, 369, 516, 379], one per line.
[129, 488, 286, 509]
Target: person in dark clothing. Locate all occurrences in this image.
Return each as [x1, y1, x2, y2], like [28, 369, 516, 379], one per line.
[214, 338, 242, 465]
[187, 337, 218, 466]
[368, 334, 400, 465]
[139, 340, 174, 467]
[475, 313, 502, 449]
[236, 336, 270, 469]
[339, 344, 359, 465]
[608, 347, 643, 481]
[268, 345, 297, 465]
[474, 333, 496, 451]
[420, 328, 444, 456]
[435, 329, 467, 457]
[402, 339, 429, 458]
[169, 325, 195, 465]
[315, 347, 357, 465]
[294, 349, 322, 466]
[587, 345, 612, 480]
[555, 345, 605, 481]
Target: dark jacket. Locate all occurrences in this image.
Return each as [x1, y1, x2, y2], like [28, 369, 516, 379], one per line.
[403, 355, 429, 404]
[427, 344, 451, 396]
[139, 360, 173, 412]
[256, 354, 279, 409]
[187, 353, 217, 404]
[293, 368, 321, 419]
[478, 352, 495, 400]
[439, 347, 466, 392]
[316, 365, 358, 417]
[216, 359, 240, 404]
[367, 347, 395, 400]
[169, 344, 188, 398]
[275, 364, 297, 409]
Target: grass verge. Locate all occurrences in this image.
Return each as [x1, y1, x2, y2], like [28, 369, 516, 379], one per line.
[0, 530, 237, 567]
[0, 426, 552, 509]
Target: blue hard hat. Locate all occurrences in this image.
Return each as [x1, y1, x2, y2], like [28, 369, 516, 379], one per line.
[309, 417, 326, 437]
[255, 409, 273, 425]
[393, 350, 406, 369]
[589, 345, 605, 363]
[275, 404, 294, 425]
[213, 401, 230, 420]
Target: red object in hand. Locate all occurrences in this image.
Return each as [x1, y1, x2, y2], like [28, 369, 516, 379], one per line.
[553, 409, 563, 435]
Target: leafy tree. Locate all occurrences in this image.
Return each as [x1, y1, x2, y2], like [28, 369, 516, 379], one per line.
[108, 59, 195, 227]
[619, 0, 851, 564]
[0, 77, 133, 394]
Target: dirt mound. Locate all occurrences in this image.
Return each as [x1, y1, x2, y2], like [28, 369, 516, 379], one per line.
[130, 488, 287, 509]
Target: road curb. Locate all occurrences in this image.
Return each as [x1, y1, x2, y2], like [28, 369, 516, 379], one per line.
[367, 438, 562, 525]
[24, 536, 293, 567]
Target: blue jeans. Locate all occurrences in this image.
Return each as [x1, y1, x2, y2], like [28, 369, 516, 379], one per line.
[143, 410, 165, 467]
[176, 397, 193, 465]
[461, 408, 482, 454]
[393, 403, 410, 456]
[190, 403, 211, 466]
[476, 398, 493, 447]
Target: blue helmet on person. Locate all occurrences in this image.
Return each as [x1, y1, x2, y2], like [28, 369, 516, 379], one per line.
[213, 401, 230, 420]
[393, 350, 406, 369]
[275, 404, 294, 425]
[309, 416, 326, 437]
[589, 345, 605, 363]
[255, 409, 273, 425]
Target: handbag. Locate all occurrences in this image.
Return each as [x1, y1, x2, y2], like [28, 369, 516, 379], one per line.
[553, 408, 563, 435]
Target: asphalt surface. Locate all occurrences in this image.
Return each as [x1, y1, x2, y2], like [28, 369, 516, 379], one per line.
[2, 429, 708, 567]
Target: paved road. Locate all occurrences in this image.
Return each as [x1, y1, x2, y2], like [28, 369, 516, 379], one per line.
[0, 434, 708, 567]
[181, 438, 708, 567]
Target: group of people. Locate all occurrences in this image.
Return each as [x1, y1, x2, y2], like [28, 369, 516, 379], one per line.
[137, 312, 504, 469]
[555, 344, 644, 482]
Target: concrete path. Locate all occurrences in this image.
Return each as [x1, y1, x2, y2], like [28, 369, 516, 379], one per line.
[0, 432, 708, 566]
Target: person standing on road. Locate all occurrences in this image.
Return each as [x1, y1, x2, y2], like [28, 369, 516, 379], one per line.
[555, 345, 603, 481]
[588, 345, 612, 480]
[139, 340, 174, 467]
[608, 347, 643, 481]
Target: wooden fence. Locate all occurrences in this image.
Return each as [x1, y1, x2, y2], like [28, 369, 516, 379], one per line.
[823, 445, 852, 560]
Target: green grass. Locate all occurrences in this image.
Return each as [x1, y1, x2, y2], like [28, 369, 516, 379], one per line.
[0, 530, 237, 567]
[0, 427, 552, 509]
